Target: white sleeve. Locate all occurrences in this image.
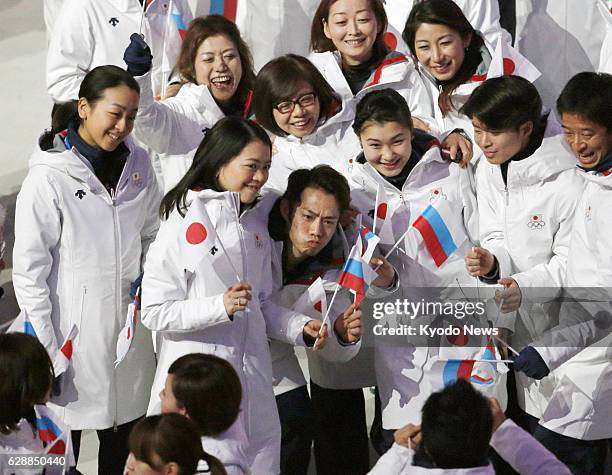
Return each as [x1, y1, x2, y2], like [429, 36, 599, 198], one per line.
[140, 220, 232, 332]
[367, 443, 413, 474]
[136, 148, 162, 268]
[12, 169, 62, 355]
[400, 70, 437, 130]
[490, 419, 572, 475]
[46, 0, 94, 102]
[465, 0, 512, 47]
[133, 73, 204, 156]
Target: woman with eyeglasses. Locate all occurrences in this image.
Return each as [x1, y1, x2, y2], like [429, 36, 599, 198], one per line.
[253, 54, 362, 192]
[123, 15, 256, 193]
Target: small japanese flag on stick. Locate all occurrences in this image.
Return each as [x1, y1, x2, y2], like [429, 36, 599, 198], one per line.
[294, 277, 328, 319]
[488, 37, 541, 82]
[53, 323, 78, 377]
[181, 198, 224, 272]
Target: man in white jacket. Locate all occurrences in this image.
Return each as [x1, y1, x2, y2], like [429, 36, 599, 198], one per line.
[506, 71, 612, 475]
[267, 165, 395, 474]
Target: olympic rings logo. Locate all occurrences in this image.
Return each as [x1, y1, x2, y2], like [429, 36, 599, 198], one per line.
[527, 215, 546, 229]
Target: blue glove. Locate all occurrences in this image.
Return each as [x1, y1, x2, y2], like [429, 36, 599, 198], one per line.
[513, 346, 550, 380]
[130, 273, 143, 300]
[123, 33, 152, 77]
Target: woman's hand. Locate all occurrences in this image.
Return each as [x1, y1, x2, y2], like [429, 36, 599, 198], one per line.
[123, 33, 153, 77]
[370, 256, 395, 289]
[441, 131, 473, 167]
[223, 282, 252, 318]
[334, 303, 362, 344]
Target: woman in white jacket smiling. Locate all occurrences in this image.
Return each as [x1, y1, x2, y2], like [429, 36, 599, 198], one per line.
[141, 117, 329, 474]
[253, 54, 362, 191]
[124, 15, 256, 192]
[13, 65, 160, 474]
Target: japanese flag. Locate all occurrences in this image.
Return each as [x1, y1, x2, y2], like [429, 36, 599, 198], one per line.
[53, 324, 78, 377]
[294, 277, 328, 319]
[181, 198, 223, 272]
[374, 183, 395, 245]
[488, 37, 541, 83]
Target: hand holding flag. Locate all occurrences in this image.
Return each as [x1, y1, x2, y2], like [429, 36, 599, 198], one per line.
[53, 324, 78, 377]
[115, 286, 140, 367]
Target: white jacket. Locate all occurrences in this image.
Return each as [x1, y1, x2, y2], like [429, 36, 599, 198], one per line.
[476, 115, 583, 418]
[12, 134, 160, 430]
[141, 190, 314, 474]
[533, 169, 612, 440]
[133, 71, 226, 193]
[309, 50, 433, 127]
[264, 103, 361, 193]
[368, 419, 571, 474]
[599, 1, 612, 73]
[46, 0, 192, 102]
[349, 142, 508, 429]
[383, 0, 511, 51]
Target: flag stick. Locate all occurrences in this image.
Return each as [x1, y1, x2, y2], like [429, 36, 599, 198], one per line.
[317, 282, 341, 337]
[138, 0, 148, 36]
[373, 225, 412, 272]
[494, 335, 520, 357]
[160, 0, 173, 98]
[212, 233, 242, 283]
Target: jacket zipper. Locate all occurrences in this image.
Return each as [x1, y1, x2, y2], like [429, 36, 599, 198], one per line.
[110, 186, 120, 432]
[231, 195, 251, 437]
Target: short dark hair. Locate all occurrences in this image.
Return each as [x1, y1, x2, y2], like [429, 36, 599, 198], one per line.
[557, 72, 612, 131]
[168, 353, 242, 437]
[310, 0, 389, 65]
[283, 165, 351, 218]
[129, 413, 226, 475]
[461, 75, 542, 131]
[176, 15, 255, 107]
[253, 54, 337, 137]
[352, 88, 413, 136]
[0, 333, 54, 434]
[160, 117, 272, 219]
[403, 0, 485, 114]
[421, 379, 493, 469]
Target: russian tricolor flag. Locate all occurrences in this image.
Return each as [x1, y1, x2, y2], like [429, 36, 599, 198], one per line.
[411, 198, 465, 267]
[209, 0, 238, 22]
[171, 5, 188, 40]
[35, 405, 67, 455]
[338, 244, 377, 305]
[24, 313, 37, 338]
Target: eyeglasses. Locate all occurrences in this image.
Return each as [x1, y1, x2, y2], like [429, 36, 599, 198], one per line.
[274, 92, 317, 115]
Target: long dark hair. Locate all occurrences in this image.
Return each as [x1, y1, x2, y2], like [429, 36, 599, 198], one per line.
[168, 353, 242, 437]
[253, 54, 337, 137]
[129, 414, 227, 475]
[403, 0, 485, 114]
[176, 15, 255, 109]
[0, 333, 54, 434]
[159, 117, 272, 219]
[310, 0, 389, 67]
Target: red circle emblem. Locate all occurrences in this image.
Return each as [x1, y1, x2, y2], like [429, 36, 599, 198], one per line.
[377, 203, 388, 219]
[186, 222, 207, 244]
[503, 58, 516, 75]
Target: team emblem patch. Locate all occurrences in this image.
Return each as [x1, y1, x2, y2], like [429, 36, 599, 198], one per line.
[429, 187, 446, 201]
[585, 205, 592, 221]
[527, 214, 545, 229]
[254, 234, 263, 249]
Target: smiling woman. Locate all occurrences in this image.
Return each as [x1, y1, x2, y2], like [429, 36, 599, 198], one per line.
[124, 15, 257, 193]
[12, 65, 160, 474]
